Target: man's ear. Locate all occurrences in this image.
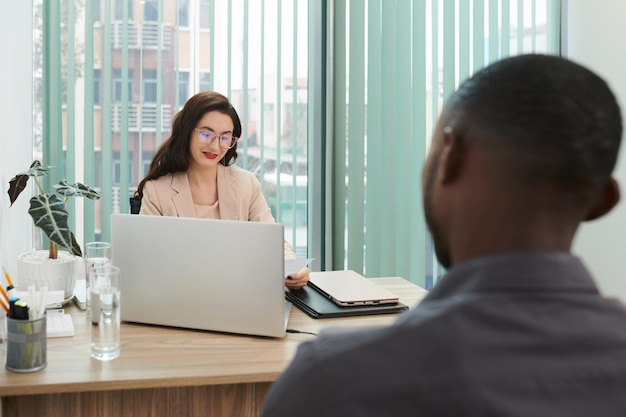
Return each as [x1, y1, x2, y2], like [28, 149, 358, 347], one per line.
[438, 127, 465, 184]
[585, 177, 620, 221]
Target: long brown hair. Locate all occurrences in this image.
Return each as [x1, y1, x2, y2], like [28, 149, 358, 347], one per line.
[135, 91, 242, 200]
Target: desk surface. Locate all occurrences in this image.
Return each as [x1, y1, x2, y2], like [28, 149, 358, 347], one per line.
[0, 277, 427, 397]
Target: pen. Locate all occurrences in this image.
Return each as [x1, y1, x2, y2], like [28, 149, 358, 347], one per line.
[2, 267, 14, 287]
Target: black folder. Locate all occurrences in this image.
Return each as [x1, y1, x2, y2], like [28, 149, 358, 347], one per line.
[286, 285, 409, 319]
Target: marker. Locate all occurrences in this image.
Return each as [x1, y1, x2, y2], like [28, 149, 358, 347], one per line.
[8, 297, 17, 319]
[8, 297, 29, 320]
[13, 299, 29, 320]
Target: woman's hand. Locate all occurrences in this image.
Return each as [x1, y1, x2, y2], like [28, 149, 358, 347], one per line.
[285, 267, 310, 290]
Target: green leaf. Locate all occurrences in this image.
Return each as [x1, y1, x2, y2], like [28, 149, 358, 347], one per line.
[28, 194, 83, 257]
[8, 161, 52, 206]
[21, 160, 51, 177]
[7, 174, 30, 207]
[54, 180, 101, 200]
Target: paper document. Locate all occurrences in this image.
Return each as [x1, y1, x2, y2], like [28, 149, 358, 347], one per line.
[73, 279, 87, 309]
[13, 289, 65, 307]
[285, 258, 314, 277]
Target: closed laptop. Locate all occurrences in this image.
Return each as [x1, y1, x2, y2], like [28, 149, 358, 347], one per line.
[110, 213, 290, 338]
[286, 285, 408, 319]
[308, 270, 400, 306]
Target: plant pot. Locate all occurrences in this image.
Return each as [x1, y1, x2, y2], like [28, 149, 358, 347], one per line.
[17, 250, 82, 303]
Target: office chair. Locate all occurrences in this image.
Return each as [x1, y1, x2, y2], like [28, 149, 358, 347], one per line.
[129, 196, 141, 214]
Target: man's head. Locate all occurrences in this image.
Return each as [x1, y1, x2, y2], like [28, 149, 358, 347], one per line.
[423, 54, 623, 268]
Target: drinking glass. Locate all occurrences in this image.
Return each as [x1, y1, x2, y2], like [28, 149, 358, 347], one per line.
[84, 242, 112, 320]
[90, 265, 121, 361]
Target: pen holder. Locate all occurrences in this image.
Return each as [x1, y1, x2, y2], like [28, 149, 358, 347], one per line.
[6, 314, 47, 373]
[0, 310, 6, 354]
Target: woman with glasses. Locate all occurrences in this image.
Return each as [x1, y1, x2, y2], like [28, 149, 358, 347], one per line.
[135, 91, 309, 289]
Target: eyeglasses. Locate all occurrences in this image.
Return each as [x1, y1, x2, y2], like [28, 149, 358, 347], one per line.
[194, 128, 238, 149]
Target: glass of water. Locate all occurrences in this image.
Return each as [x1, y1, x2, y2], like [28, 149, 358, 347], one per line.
[90, 265, 121, 361]
[84, 242, 112, 320]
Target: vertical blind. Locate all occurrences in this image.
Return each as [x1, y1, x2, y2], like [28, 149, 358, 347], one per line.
[331, 0, 561, 288]
[37, 0, 312, 258]
[38, 0, 560, 283]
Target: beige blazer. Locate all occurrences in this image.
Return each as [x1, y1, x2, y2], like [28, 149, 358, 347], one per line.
[140, 165, 297, 259]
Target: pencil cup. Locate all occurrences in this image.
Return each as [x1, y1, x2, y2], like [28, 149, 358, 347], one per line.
[84, 242, 112, 320]
[0, 309, 6, 354]
[90, 265, 121, 361]
[6, 314, 47, 373]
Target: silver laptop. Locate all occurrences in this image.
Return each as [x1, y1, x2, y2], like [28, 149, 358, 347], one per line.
[308, 270, 400, 306]
[110, 214, 291, 338]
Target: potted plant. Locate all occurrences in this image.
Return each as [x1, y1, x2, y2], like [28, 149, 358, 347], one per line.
[7, 160, 100, 301]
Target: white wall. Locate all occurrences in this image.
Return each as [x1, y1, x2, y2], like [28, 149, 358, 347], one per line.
[0, 2, 34, 279]
[567, 1, 626, 300]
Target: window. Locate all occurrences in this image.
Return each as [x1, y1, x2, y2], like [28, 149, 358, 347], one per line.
[39, 0, 315, 254]
[263, 103, 275, 132]
[113, 151, 134, 186]
[37, 0, 558, 279]
[177, 71, 190, 108]
[199, 72, 211, 93]
[94, 69, 101, 106]
[141, 151, 154, 179]
[93, 0, 101, 24]
[142, 69, 157, 103]
[199, 0, 211, 29]
[332, 0, 560, 287]
[114, 0, 134, 21]
[94, 150, 103, 187]
[143, 0, 157, 22]
[177, 0, 189, 28]
[113, 69, 134, 103]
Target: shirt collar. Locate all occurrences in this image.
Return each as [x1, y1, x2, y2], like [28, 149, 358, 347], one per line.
[426, 251, 599, 301]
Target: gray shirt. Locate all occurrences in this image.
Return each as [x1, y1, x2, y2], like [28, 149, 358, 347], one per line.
[262, 252, 626, 417]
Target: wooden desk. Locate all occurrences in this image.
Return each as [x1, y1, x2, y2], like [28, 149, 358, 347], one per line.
[0, 277, 427, 417]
